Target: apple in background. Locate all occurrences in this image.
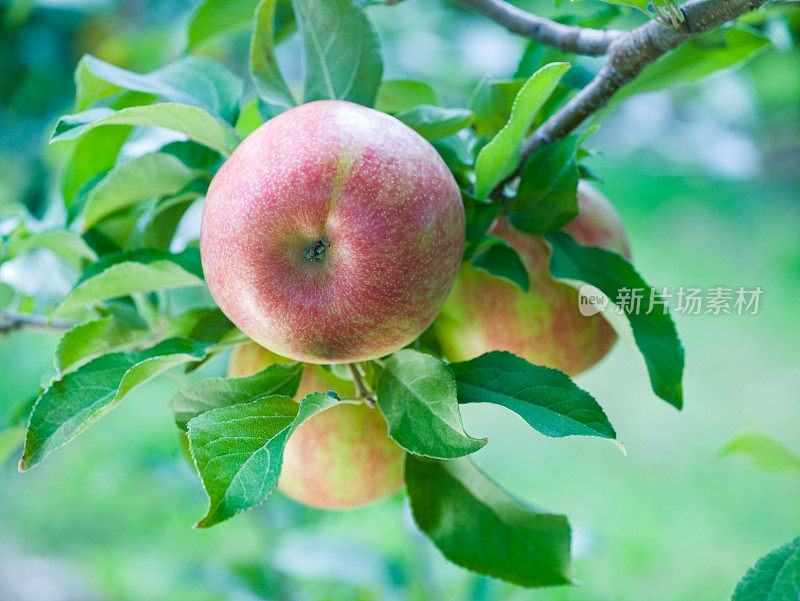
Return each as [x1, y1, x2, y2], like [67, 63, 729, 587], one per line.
[200, 100, 465, 364]
[228, 342, 404, 510]
[434, 181, 632, 376]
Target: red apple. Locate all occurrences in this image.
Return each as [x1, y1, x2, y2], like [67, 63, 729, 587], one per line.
[201, 100, 465, 364]
[434, 182, 631, 376]
[228, 342, 404, 509]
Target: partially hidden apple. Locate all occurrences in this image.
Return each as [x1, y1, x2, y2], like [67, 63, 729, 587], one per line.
[434, 182, 631, 376]
[228, 342, 405, 510]
[200, 100, 465, 364]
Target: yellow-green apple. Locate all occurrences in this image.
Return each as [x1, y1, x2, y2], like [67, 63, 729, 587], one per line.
[434, 182, 631, 376]
[201, 100, 465, 364]
[228, 342, 404, 509]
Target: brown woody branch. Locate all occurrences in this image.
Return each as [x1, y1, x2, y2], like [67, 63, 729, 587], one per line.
[515, 0, 768, 169]
[453, 0, 625, 55]
[0, 310, 75, 335]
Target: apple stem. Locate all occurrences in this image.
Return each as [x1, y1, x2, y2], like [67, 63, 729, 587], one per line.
[347, 363, 377, 408]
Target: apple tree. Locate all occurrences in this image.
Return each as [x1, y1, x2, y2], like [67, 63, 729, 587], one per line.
[0, 0, 779, 590]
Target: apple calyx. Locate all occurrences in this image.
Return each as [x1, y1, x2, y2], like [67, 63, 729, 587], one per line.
[303, 238, 330, 263]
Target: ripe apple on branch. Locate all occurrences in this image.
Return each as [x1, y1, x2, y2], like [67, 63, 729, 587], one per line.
[2, 0, 774, 590]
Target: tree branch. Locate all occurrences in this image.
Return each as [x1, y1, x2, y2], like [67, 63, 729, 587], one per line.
[452, 0, 625, 55]
[347, 363, 377, 407]
[516, 0, 767, 170]
[0, 310, 75, 336]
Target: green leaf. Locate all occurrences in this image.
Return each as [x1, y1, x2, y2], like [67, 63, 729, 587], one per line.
[187, 0, 260, 49]
[54, 315, 154, 374]
[451, 351, 616, 439]
[4, 230, 98, 268]
[189, 392, 340, 527]
[468, 77, 525, 137]
[293, 0, 383, 107]
[171, 363, 303, 429]
[395, 105, 473, 141]
[509, 135, 580, 233]
[720, 432, 800, 476]
[732, 537, 800, 601]
[375, 349, 486, 459]
[141, 188, 203, 250]
[463, 193, 502, 243]
[614, 26, 770, 103]
[76, 153, 206, 231]
[473, 63, 569, 200]
[54, 248, 204, 316]
[166, 307, 236, 343]
[50, 103, 238, 156]
[547, 231, 684, 409]
[405, 455, 572, 587]
[75, 55, 243, 123]
[470, 237, 530, 292]
[78, 247, 203, 282]
[375, 79, 438, 114]
[432, 133, 477, 184]
[250, 0, 296, 119]
[61, 125, 132, 206]
[20, 338, 212, 470]
[187, 0, 295, 50]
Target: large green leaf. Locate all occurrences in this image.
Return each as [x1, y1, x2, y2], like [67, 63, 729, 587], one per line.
[75, 55, 243, 123]
[473, 63, 569, 200]
[720, 432, 800, 476]
[76, 153, 207, 231]
[250, 0, 296, 119]
[547, 231, 684, 409]
[451, 351, 616, 439]
[468, 236, 530, 292]
[189, 392, 340, 527]
[468, 77, 525, 137]
[509, 135, 580, 234]
[171, 363, 303, 429]
[187, 0, 260, 49]
[61, 125, 132, 206]
[54, 315, 154, 374]
[375, 79, 438, 114]
[54, 248, 204, 316]
[733, 537, 800, 601]
[293, 0, 383, 107]
[405, 455, 572, 587]
[187, 0, 295, 50]
[395, 105, 474, 142]
[376, 350, 486, 459]
[614, 26, 770, 103]
[4, 230, 98, 268]
[20, 338, 212, 470]
[141, 187, 204, 250]
[50, 104, 238, 156]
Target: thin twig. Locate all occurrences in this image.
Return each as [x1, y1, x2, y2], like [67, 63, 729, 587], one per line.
[347, 363, 377, 408]
[509, 0, 767, 185]
[452, 0, 624, 55]
[0, 310, 75, 335]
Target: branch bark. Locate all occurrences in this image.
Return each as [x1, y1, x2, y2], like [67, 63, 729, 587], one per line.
[516, 0, 767, 169]
[347, 363, 377, 407]
[0, 310, 75, 335]
[453, 0, 625, 55]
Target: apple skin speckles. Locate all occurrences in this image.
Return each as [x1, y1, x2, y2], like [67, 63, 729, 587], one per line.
[201, 100, 465, 363]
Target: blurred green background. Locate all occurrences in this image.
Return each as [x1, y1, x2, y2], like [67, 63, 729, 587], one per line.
[1, 0, 798, 599]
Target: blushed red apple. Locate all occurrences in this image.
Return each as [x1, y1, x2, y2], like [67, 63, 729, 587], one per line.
[201, 100, 465, 364]
[228, 342, 404, 509]
[434, 182, 631, 375]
